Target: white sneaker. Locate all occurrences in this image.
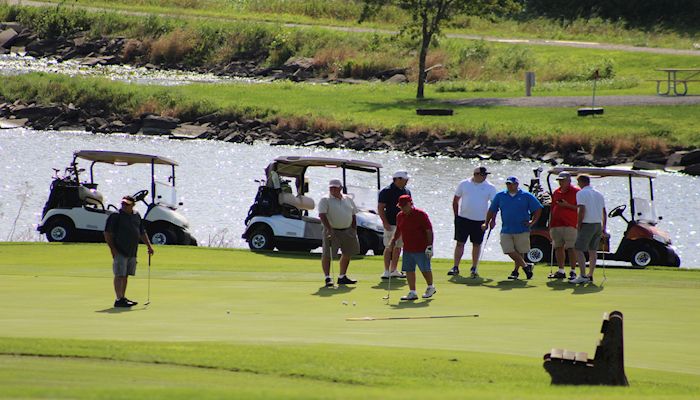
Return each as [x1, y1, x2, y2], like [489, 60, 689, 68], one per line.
[422, 286, 437, 298]
[390, 270, 406, 278]
[380, 270, 391, 279]
[401, 292, 418, 301]
[569, 276, 590, 284]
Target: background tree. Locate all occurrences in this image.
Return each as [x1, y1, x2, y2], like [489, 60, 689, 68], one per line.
[360, 0, 519, 99]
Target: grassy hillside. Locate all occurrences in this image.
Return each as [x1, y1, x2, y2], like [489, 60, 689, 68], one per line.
[1, 243, 699, 398]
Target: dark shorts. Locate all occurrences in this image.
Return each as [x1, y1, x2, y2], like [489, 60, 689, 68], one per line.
[454, 216, 486, 244]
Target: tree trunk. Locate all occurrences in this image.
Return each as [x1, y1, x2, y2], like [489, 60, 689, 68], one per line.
[416, 12, 431, 100]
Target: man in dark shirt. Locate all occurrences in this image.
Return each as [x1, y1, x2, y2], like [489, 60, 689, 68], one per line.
[377, 171, 411, 280]
[104, 195, 154, 308]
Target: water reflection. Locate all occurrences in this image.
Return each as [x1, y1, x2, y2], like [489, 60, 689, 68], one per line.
[0, 128, 697, 267]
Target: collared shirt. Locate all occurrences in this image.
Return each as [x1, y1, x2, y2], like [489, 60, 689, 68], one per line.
[454, 178, 498, 221]
[105, 210, 145, 257]
[396, 207, 433, 252]
[378, 183, 411, 225]
[576, 185, 606, 224]
[550, 185, 580, 227]
[489, 189, 543, 234]
[318, 194, 357, 229]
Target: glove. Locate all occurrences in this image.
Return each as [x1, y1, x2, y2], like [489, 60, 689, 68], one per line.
[425, 245, 433, 259]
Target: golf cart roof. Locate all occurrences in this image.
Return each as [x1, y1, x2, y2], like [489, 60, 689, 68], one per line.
[74, 150, 178, 166]
[548, 167, 657, 179]
[269, 156, 382, 177]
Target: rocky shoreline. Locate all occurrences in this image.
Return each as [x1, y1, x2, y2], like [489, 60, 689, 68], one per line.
[2, 101, 700, 174]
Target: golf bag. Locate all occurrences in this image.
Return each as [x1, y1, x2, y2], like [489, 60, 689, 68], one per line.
[244, 185, 280, 224]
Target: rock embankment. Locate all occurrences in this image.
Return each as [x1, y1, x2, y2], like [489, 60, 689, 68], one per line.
[1, 101, 697, 174]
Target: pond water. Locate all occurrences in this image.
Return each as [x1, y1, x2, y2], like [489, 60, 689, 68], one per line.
[1, 128, 698, 268]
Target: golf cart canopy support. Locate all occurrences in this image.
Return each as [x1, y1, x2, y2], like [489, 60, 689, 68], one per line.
[266, 156, 383, 194]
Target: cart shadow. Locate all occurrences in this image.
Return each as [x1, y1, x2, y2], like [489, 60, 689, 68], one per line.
[371, 280, 408, 290]
[484, 279, 536, 291]
[311, 285, 356, 297]
[390, 298, 433, 309]
[448, 275, 494, 287]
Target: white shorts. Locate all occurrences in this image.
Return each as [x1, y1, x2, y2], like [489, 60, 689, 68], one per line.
[383, 225, 403, 248]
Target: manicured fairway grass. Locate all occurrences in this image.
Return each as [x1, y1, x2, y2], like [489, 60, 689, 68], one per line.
[1, 243, 699, 399]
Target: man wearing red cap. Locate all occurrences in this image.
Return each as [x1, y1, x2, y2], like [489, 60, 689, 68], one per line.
[388, 195, 436, 300]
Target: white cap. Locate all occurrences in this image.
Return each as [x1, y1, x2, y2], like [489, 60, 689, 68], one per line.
[328, 179, 343, 188]
[392, 170, 410, 180]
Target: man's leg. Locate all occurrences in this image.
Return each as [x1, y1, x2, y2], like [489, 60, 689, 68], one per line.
[507, 252, 527, 271]
[588, 250, 597, 278]
[113, 276, 122, 299]
[406, 271, 416, 291]
[383, 247, 392, 273]
[555, 246, 566, 269]
[576, 250, 587, 277]
[567, 248, 578, 272]
[390, 247, 401, 272]
[421, 270, 433, 286]
[453, 241, 465, 268]
[321, 256, 331, 276]
[339, 254, 351, 276]
[471, 243, 481, 269]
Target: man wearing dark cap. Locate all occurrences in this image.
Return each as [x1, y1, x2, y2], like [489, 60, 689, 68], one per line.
[484, 176, 542, 280]
[389, 195, 436, 300]
[104, 195, 154, 308]
[450, 166, 498, 278]
[378, 170, 411, 280]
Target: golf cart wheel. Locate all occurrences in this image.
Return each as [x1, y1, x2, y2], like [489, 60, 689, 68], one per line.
[45, 218, 74, 242]
[248, 225, 274, 251]
[150, 227, 176, 245]
[526, 237, 551, 264]
[631, 247, 658, 267]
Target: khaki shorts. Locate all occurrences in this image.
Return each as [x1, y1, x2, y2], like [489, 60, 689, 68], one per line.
[500, 232, 530, 254]
[550, 227, 578, 249]
[113, 253, 137, 276]
[322, 227, 360, 258]
[382, 225, 403, 248]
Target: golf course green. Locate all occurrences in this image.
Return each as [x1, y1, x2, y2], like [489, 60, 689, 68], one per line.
[1, 243, 699, 399]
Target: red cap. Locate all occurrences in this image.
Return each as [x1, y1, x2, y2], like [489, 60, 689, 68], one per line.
[397, 194, 413, 207]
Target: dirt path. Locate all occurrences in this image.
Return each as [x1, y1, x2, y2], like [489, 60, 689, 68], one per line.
[445, 95, 700, 107]
[6, 0, 700, 57]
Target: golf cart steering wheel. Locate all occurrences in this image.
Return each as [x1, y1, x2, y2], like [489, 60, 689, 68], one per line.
[608, 204, 627, 218]
[132, 189, 149, 203]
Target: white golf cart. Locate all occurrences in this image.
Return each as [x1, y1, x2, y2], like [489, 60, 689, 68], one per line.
[526, 167, 680, 267]
[38, 150, 197, 246]
[242, 156, 385, 255]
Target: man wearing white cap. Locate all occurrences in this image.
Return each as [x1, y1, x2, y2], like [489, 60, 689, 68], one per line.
[378, 170, 411, 279]
[318, 179, 360, 287]
[450, 166, 498, 278]
[549, 171, 580, 280]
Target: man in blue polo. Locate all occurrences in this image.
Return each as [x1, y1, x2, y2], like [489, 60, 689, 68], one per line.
[483, 176, 543, 280]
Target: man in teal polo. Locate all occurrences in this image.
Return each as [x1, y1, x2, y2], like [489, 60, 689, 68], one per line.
[483, 176, 543, 280]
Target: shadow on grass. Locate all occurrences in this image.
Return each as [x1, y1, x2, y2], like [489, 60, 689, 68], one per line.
[371, 279, 407, 290]
[311, 285, 356, 297]
[485, 279, 536, 290]
[390, 298, 433, 309]
[448, 275, 494, 287]
[546, 279, 605, 294]
[95, 307, 145, 313]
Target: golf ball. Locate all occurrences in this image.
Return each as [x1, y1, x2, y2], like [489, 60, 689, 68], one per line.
[342, 301, 348, 305]
[352, 302, 357, 306]
[226, 310, 230, 314]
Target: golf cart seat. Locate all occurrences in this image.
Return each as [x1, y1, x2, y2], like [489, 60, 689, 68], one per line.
[78, 185, 105, 208]
[279, 193, 315, 211]
[543, 311, 628, 386]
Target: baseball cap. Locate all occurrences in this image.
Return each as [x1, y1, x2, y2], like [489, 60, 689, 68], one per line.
[396, 194, 413, 207]
[328, 179, 343, 188]
[556, 171, 572, 180]
[121, 195, 135, 205]
[473, 166, 490, 175]
[392, 170, 410, 180]
[505, 176, 519, 184]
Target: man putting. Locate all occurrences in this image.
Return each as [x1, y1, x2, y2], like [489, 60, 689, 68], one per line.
[378, 170, 411, 280]
[484, 176, 542, 280]
[319, 179, 360, 287]
[104, 195, 154, 308]
[570, 174, 607, 284]
[450, 166, 498, 278]
[549, 172, 580, 280]
[389, 195, 436, 300]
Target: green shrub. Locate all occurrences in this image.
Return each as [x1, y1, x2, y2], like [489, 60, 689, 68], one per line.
[493, 46, 533, 73]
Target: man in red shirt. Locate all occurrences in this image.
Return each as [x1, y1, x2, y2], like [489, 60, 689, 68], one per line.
[548, 172, 580, 279]
[388, 195, 435, 300]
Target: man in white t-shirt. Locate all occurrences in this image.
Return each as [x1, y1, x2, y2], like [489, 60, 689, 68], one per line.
[570, 174, 607, 284]
[449, 166, 498, 278]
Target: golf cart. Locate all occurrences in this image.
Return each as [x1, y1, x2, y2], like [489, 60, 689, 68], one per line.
[38, 150, 197, 246]
[242, 156, 385, 255]
[525, 167, 680, 267]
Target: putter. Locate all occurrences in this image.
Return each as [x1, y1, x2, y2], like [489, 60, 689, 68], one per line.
[382, 245, 393, 303]
[473, 227, 492, 276]
[144, 253, 151, 306]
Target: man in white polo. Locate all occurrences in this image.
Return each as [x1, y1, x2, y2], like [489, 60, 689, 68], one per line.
[570, 174, 607, 284]
[319, 179, 360, 287]
[449, 166, 498, 278]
